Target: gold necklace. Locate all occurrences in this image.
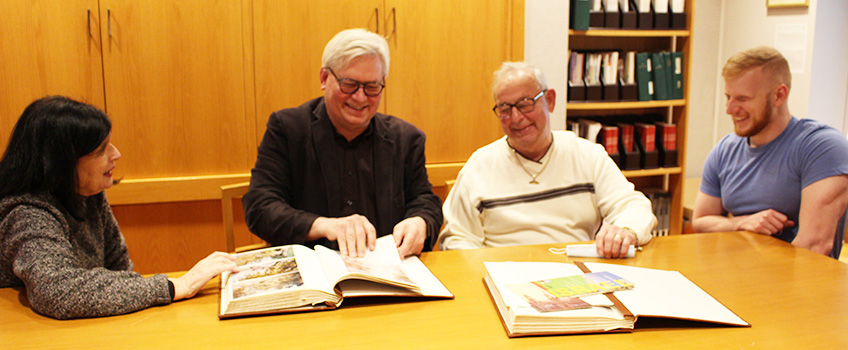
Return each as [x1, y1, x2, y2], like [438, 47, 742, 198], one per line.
[510, 139, 553, 184]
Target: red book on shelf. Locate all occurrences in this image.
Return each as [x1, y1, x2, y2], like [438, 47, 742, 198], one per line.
[600, 126, 619, 155]
[617, 123, 634, 152]
[655, 122, 677, 151]
[635, 123, 656, 152]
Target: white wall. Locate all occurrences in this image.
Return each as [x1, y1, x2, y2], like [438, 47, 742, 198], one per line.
[685, 0, 723, 179]
[808, 0, 848, 132]
[687, 0, 847, 179]
[523, 0, 569, 131]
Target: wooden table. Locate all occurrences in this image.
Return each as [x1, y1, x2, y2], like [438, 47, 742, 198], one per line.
[2, 232, 847, 349]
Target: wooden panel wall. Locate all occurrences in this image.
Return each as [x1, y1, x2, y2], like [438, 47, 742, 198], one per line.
[2, 0, 524, 274]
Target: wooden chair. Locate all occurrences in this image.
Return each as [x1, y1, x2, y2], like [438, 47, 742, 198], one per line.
[221, 182, 268, 253]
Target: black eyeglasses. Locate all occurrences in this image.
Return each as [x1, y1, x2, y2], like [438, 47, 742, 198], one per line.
[325, 67, 385, 97]
[492, 90, 547, 120]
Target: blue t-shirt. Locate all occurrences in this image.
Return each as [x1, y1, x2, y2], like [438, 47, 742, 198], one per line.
[701, 117, 848, 258]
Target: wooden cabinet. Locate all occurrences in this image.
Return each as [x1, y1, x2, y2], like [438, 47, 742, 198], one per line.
[253, 0, 524, 164]
[565, 4, 693, 235]
[384, 0, 519, 163]
[98, 0, 252, 178]
[0, 0, 105, 146]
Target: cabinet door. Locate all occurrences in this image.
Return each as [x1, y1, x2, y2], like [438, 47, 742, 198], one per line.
[98, 0, 250, 178]
[252, 0, 382, 142]
[0, 0, 104, 147]
[385, 0, 517, 163]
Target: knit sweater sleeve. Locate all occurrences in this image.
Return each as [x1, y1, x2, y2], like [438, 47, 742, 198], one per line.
[5, 202, 171, 319]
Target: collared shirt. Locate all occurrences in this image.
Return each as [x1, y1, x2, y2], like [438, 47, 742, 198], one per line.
[332, 121, 377, 222]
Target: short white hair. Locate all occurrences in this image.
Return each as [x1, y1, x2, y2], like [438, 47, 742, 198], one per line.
[492, 62, 548, 97]
[322, 28, 390, 79]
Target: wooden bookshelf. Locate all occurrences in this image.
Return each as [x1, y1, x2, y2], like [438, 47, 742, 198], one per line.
[566, 0, 693, 235]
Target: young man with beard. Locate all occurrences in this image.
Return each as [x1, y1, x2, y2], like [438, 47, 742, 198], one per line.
[693, 46, 848, 259]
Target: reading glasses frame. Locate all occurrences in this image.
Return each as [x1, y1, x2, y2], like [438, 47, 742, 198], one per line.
[325, 67, 385, 97]
[493, 90, 547, 120]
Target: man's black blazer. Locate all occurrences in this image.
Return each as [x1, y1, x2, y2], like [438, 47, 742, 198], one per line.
[243, 97, 443, 251]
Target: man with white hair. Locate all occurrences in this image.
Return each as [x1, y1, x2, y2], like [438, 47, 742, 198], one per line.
[438, 62, 655, 258]
[244, 29, 442, 257]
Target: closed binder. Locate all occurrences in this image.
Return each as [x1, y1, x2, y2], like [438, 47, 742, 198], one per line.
[650, 52, 670, 101]
[635, 52, 653, 101]
[570, 0, 591, 31]
[672, 51, 684, 99]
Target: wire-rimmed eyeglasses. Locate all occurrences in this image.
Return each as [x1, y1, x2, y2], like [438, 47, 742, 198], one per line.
[492, 90, 547, 120]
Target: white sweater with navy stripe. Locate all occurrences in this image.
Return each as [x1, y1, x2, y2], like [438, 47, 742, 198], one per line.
[438, 131, 656, 250]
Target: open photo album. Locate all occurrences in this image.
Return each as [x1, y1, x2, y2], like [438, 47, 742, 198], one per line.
[219, 235, 453, 319]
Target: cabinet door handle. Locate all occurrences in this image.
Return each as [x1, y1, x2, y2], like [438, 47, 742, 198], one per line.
[375, 7, 379, 35]
[107, 9, 112, 37]
[383, 7, 395, 40]
[87, 9, 92, 37]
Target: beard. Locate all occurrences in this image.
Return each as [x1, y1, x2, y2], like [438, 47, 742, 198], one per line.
[734, 95, 772, 138]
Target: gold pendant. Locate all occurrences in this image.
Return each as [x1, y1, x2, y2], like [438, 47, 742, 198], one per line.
[529, 179, 539, 184]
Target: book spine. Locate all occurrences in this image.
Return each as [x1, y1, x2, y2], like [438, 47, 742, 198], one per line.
[601, 126, 619, 155]
[635, 123, 655, 152]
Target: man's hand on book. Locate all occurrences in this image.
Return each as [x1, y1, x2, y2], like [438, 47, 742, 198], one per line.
[393, 216, 427, 257]
[170, 252, 239, 301]
[595, 223, 638, 259]
[311, 214, 378, 257]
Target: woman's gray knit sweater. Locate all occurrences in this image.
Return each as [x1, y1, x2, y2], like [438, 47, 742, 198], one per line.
[0, 193, 171, 319]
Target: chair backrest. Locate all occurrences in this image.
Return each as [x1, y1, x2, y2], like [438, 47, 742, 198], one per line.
[221, 182, 251, 253]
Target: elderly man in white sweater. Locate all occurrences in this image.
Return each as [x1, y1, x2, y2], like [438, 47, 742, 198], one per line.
[437, 62, 656, 258]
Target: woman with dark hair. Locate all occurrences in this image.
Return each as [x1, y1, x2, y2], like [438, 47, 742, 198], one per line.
[0, 96, 239, 319]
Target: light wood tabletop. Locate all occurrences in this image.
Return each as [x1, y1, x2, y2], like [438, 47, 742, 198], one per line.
[2, 232, 847, 349]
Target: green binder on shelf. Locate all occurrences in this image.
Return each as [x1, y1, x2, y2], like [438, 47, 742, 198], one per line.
[663, 52, 674, 100]
[570, 0, 591, 31]
[650, 52, 671, 101]
[635, 52, 653, 101]
[672, 51, 684, 100]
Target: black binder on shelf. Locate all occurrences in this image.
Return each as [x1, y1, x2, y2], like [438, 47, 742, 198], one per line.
[603, 0, 621, 28]
[568, 51, 587, 101]
[670, 0, 686, 29]
[653, 0, 670, 29]
[620, 0, 637, 28]
[586, 83, 603, 101]
[601, 51, 620, 101]
[620, 51, 638, 101]
[569, 82, 587, 101]
[602, 81, 620, 101]
[618, 123, 640, 170]
[634, 122, 658, 169]
[589, 0, 605, 28]
[655, 122, 678, 167]
[635, 0, 653, 29]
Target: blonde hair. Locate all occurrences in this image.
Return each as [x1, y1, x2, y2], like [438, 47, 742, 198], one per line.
[722, 46, 791, 90]
[321, 29, 390, 79]
[492, 62, 548, 97]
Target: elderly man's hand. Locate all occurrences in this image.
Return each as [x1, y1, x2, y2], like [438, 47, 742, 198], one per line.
[595, 223, 638, 259]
